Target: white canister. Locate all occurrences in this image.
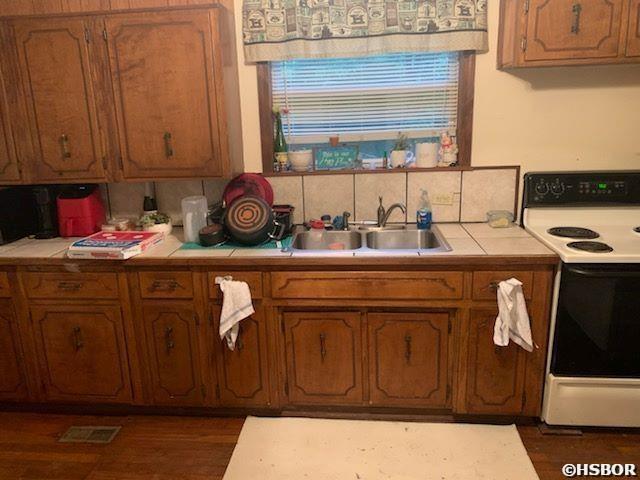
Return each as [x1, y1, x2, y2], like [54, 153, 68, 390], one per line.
[181, 195, 208, 244]
[415, 142, 439, 168]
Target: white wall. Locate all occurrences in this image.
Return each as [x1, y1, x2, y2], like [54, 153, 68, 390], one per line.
[233, 0, 640, 174]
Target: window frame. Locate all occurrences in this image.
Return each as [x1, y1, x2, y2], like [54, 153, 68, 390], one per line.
[257, 51, 475, 174]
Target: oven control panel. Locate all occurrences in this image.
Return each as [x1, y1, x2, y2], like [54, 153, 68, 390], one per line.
[524, 171, 640, 206]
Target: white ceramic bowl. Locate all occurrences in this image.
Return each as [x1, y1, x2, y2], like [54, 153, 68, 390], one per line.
[144, 221, 173, 235]
[289, 150, 313, 172]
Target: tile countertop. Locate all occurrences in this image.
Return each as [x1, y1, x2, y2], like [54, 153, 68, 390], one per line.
[0, 223, 556, 261]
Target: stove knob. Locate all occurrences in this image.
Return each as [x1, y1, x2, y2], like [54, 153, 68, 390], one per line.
[535, 182, 549, 195]
[551, 181, 565, 195]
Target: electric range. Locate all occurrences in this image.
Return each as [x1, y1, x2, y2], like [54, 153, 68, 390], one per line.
[522, 171, 640, 427]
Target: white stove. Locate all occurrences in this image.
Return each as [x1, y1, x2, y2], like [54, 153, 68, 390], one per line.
[524, 207, 640, 263]
[522, 171, 640, 428]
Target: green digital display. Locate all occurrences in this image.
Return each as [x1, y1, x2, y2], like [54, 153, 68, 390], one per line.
[598, 183, 607, 189]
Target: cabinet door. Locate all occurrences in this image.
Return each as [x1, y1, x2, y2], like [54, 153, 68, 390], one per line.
[524, 0, 624, 61]
[368, 313, 449, 408]
[105, 10, 223, 179]
[463, 309, 527, 415]
[142, 303, 204, 406]
[627, 0, 640, 57]
[0, 300, 28, 401]
[284, 311, 363, 405]
[13, 18, 106, 182]
[31, 305, 132, 403]
[0, 48, 21, 183]
[212, 305, 271, 407]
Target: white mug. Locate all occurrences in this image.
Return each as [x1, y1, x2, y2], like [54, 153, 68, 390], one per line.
[415, 142, 439, 168]
[390, 150, 415, 168]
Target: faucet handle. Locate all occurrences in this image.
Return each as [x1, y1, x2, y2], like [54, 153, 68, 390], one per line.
[342, 211, 351, 230]
[378, 196, 383, 206]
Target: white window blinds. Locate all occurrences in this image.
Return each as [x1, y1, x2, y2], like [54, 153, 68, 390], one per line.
[271, 52, 459, 144]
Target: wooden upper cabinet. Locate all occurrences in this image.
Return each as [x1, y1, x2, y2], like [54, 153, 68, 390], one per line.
[105, 10, 224, 180]
[283, 311, 363, 405]
[498, 0, 637, 67]
[627, 0, 640, 56]
[142, 303, 204, 406]
[30, 304, 132, 403]
[368, 313, 450, 408]
[0, 48, 21, 183]
[0, 300, 28, 401]
[462, 309, 528, 415]
[525, 0, 623, 61]
[13, 18, 107, 182]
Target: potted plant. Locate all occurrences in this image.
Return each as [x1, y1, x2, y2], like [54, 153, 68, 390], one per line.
[138, 212, 172, 235]
[390, 132, 414, 168]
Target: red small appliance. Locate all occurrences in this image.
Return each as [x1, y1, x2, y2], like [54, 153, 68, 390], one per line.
[57, 184, 106, 237]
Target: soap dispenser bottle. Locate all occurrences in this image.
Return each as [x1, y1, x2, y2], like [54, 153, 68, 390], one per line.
[416, 189, 432, 230]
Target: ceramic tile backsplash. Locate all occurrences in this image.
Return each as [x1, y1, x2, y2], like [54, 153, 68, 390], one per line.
[107, 182, 146, 220]
[354, 172, 406, 223]
[303, 174, 354, 221]
[203, 178, 228, 205]
[155, 180, 205, 225]
[407, 171, 462, 223]
[269, 176, 304, 224]
[460, 169, 518, 222]
[101, 167, 517, 227]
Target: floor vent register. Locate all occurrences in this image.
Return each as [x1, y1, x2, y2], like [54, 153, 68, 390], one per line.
[58, 426, 121, 444]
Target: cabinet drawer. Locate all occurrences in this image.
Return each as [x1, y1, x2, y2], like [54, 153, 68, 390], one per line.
[208, 272, 263, 300]
[271, 271, 463, 300]
[139, 271, 194, 299]
[0, 272, 10, 297]
[22, 272, 119, 299]
[472, 271, 533, 301]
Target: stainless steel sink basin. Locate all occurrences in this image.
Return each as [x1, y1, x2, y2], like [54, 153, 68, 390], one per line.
[291, 230, 362, 250]
[357, 224, 406, 231]
[366, 229, 450, 251]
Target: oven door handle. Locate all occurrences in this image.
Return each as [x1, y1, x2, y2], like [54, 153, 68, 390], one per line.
[566, 266, 640, 278]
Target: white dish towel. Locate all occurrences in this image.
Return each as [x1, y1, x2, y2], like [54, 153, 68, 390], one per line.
[215, 276, 255, 351]
[493, 278, 534, 352]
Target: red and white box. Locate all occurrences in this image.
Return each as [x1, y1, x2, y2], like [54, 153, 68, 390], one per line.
[66, 231, 164, 260]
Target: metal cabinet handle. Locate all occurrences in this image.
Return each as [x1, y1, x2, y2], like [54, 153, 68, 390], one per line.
[150, 280, 178, 292]
[488, 281, 499, 291]
[72, 326, 83, 351]
[404, 333, 412, 363]
[58, 281, 82, 291]
[319, 332, 327, 361]
[571, 3, 582, 34]
[165, 326, 175, 352]
[236, 325, 244, 352]
[60, 134, 71, 159]
[163, 132, 174, 158]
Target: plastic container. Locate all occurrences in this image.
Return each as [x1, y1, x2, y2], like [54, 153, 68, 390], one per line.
[487, 210, 515, 228]
[181, 196, 208, 243]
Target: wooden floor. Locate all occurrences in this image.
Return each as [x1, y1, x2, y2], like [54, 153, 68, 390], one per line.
[0, 413, 639, 480]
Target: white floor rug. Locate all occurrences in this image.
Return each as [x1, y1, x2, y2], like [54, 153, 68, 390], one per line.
[223, 417, 539, 480]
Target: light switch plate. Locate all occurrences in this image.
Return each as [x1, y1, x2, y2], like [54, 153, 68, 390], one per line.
[431, 193, 455, 206]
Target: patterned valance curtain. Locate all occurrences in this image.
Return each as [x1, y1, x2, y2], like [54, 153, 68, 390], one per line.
[242, 0, 488, 62]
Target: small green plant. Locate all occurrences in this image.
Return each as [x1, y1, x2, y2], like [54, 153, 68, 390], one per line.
[138, 212, 171, 228]
[393, 132, 410, 151]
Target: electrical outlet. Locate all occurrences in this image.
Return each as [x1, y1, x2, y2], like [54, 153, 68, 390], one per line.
[431, 192, 455, 206]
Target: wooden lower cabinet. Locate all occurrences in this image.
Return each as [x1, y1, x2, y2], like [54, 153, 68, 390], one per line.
[0, 300, 28, 401]
[30, 304, 132, 403]
[283, 311, 363, 405]
[462, 309, 528, 415]
[211, 304, 271, 407]
[368, 312, 450, 408]
[141, 302, 205, 406]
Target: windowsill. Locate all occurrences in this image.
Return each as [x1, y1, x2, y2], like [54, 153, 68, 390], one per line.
[263, 165, 471, 177]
